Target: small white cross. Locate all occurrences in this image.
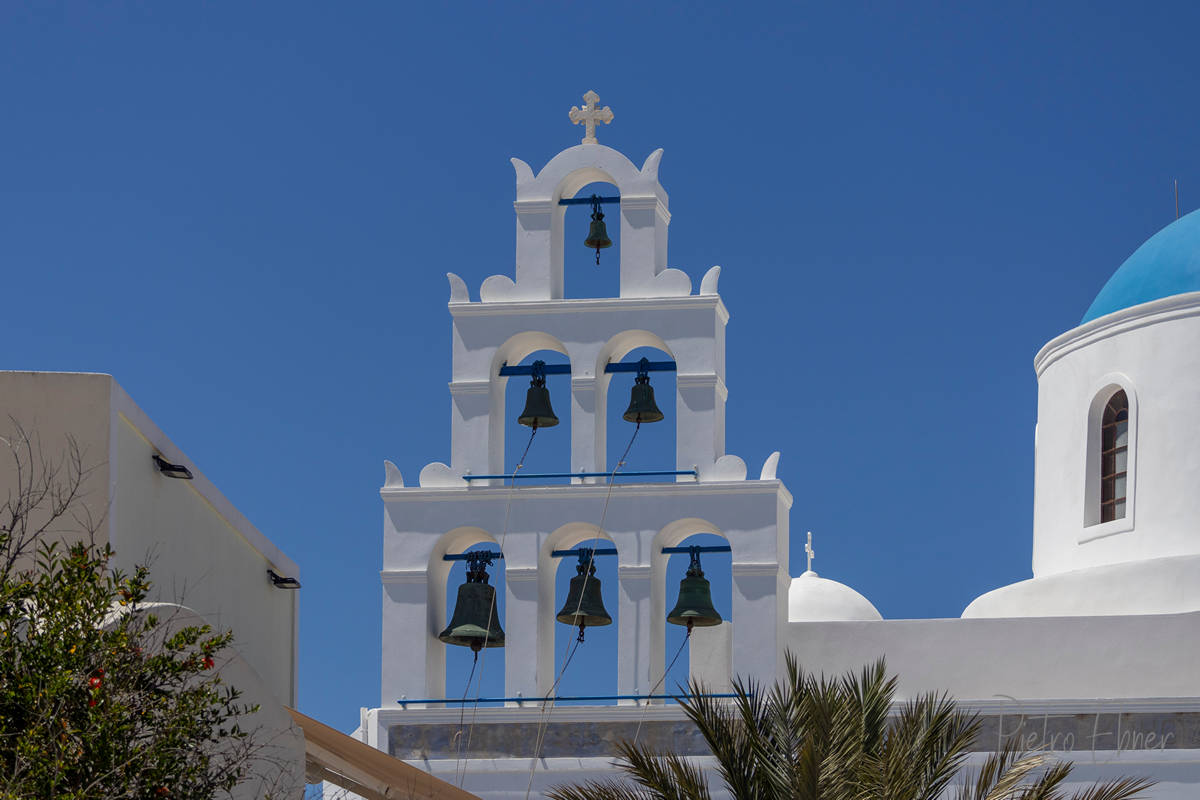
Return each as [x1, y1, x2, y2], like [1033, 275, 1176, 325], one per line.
[569, 90, 613, 145]
[805, 531, 815, 573]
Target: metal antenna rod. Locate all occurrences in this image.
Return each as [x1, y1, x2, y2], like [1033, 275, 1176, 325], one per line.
[1175, 179, 1180, 220]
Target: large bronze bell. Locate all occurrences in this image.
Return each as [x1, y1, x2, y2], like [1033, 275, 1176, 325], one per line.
[439, 560, 505, 652]
[667, 550, 722, 631]
[518, 360, 559, 428]
[584, 195, 612, 265]
[556, 554, 612, 641]
[623, 359, 664, 424]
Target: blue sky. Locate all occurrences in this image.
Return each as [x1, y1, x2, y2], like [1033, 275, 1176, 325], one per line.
[3, 2, 1200, 731]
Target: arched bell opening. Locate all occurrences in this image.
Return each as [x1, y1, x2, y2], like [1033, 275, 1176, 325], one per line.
[649, 518, 731, 700]
[487, 331, 569, 481]
[540, 524, 619, 703]
[502, 349, 571, 483]
[562, 180, 621, 299]
[432, 532, 506, 706]
[661, 532, 732, 695]
[603, 344, 676, 482]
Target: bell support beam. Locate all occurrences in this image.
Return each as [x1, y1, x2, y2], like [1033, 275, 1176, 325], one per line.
[442, 551, 504, 562]
[557, 196, 620, 206]
[498, 360, 677, 376]
[550, 547, 618, 559]
[499, 362, 572, 376]
[604, 360, 676, 373]
[661, 545, 731, 554]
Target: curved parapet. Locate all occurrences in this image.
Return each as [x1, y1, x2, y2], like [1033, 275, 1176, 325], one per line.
[447, 273, 469, 304]
[700, 265, 722, 296]
[383, 460, 404, 489]
[964, 554, 1200, 618]
[479, 274, 521, 303]
[700, 454, 747, 482]
[759, 451, 781, 480]
[418, 462, 466, 488]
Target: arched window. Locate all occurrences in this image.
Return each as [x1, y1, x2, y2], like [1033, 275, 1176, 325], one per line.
[1100, 390, 1129, 523]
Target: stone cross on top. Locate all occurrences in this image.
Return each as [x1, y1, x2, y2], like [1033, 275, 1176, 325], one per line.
[569, 90, 613, 145]
[805, 531, 815, 573]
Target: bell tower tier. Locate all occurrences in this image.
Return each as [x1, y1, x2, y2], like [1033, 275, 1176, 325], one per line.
[377, 92, 791, 727]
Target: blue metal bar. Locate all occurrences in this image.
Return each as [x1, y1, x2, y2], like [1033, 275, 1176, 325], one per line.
[551, 547, 618, 558]
[397, 693, 739, 706]
[500, 360, 677, 376]
[605, 360, 676, 373]
[499, 362, 572, 377]
[463, 469, 697, 481]
[442, 551, 504, 561]
[662, 545, 731, 554]
[558, 196, 620, 206]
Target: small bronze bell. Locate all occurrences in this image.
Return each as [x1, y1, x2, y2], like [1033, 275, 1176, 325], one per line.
[584, 195, 612, 265]
[518, 360, 559, 428]
[667, 549, 723, 631]
[623, 358, 664, 424]
[440, 558, 505, 652]
[556, 552, 612, 641]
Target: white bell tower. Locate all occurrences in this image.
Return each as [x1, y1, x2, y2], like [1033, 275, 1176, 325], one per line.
[373, 92, 793, 738]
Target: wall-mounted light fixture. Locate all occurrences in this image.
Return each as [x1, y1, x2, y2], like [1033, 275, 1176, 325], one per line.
[152, 454, 194, 480]
[267, 569, 301, 589]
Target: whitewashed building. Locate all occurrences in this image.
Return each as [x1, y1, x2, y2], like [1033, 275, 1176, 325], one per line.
[0, 371, 307, 798]
[349, 94, 1200, 798]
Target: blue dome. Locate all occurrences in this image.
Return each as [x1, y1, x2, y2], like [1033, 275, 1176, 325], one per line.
[1082, 209, 1200, 323]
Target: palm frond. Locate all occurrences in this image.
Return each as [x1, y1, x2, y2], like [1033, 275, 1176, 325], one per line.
[1066, 776, 1158, 800]
[983, 752, 1053, 800]
[615, 739, 712, 800]
[547, 778, 658, 800]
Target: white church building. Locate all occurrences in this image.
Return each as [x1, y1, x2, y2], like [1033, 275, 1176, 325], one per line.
[343, 93, 1200, 798]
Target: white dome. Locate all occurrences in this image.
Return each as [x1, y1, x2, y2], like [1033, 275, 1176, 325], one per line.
[787, 571, 882, 622]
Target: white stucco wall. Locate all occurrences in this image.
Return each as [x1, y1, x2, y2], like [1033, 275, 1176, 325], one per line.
[1031, 293, 1200, 578]
[964, 554, 1200, 618]
[783, 610, 1200, 702]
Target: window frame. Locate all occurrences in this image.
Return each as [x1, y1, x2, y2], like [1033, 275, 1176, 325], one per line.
[1081, 377, 1137, 543]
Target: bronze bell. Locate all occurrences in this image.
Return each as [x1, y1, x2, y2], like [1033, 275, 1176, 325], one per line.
[623, 358, 664, 424]
[667, 549, 722, 631]
[584, 195, 612, 265]
[439, 560, 505, 652]
[556, 555, 612, 641]
[518, 360, 559, 428]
